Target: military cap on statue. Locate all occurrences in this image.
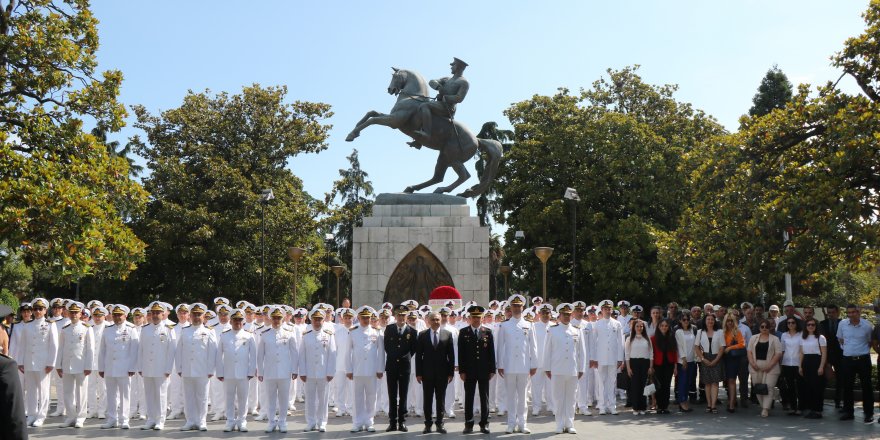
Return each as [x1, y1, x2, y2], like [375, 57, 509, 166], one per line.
[190, 303, 208, 314]
[112, 304, 130, 315]
[452, 57, 468, 67]
[92, 306, 107, 317]
[467, 305, 486, 317]
[631, 305, 643, 313]
[310, 308, 326, 319]
[230, 309, 245, 320]
[598, 299, 614, 309]
[67, 302, 83, 313]
[213, 297, 230, 306]
[149, 301, 166, 313]
[556, 303, 574, 314]
[357, 306, 376, 317]
[617, 300, 631, 308]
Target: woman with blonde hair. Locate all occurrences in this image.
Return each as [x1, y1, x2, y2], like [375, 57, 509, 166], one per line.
[721, 313, 746, 412]
[747, 319, 783, 417]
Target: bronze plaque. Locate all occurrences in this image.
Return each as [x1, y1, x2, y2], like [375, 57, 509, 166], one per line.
[384, 244, 454, 305]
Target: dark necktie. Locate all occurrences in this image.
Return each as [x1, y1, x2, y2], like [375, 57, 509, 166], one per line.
[433, 331, 438, 348]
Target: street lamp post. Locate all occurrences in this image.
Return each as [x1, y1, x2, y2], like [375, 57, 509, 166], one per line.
[499, 265, 511, 300]
[259, 189, 275, 305]
[332, 266, 345, 307]
[564, 187, 580, 302]
[534, 247, 554, 301]
[287, 246, 305, 308]
[324, 233, 335, 304]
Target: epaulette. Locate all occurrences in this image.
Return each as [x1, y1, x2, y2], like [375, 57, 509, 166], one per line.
[206, 325, 214, 330]
[245, 328, 254, 333]
[304, 329, 313, 334]
[549, 323, 558, 327]
[83, 323, 92, 328]
[571, 324, 580, 329]
[323, 328, 334, 335]
[181, 324, 191, 328]
[166, 324, 175, 329]
[349, 326, 358, 331]
[222, 328, 231, 333]
[261, 327, 271, 334]
[142, 323, 153, 327]
[125, 322, 136, 328]
[105, 324, 115, 328]
[62, 323, 71, 329]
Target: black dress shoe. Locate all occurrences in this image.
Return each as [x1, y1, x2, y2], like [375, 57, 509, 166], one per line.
[386, 424, 397, 432]
[839, 414, 854, 421]
[479, 425, 490, 434]
[423, 426, 432, 434]
[437, 426, 447, 434]
[399, 423, 408, 432]
[462, 426, 474, 434]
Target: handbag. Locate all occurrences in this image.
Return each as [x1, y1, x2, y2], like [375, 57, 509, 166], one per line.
[643, 377, 657, 397]
[752, 383, 769, 395]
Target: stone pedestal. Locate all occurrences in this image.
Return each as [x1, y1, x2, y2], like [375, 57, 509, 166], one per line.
[352, 194, 490, 307]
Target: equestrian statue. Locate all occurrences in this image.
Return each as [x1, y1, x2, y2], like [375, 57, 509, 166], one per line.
[345, 58, 502, 198]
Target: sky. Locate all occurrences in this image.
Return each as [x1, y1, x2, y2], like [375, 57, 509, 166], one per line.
[91, 0, 869, 213]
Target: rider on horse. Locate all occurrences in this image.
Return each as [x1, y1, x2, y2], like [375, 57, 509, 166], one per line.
[410, 57, 470, 151]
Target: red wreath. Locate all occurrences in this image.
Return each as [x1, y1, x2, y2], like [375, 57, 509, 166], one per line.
[429, 285, 461, 300]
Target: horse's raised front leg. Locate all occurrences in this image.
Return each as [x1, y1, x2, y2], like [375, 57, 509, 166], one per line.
[432, 162, 470, 194]
[346, 110, 409, 142]
[345, 110, 384, 141]
[405, 160, 449, 193]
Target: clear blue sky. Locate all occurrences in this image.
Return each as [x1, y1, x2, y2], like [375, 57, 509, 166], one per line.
[92, 0, 868, 208]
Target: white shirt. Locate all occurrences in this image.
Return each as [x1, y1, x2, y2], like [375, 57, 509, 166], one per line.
[175, 323, 217, 377]
[533, 321, 551, 364]
[590, 317, 625, 366]
[257, 325, 299, 380]
[218, 328, 257, 379]
[625, 336, 653, 360]
[334, 322, 351, 372]
[675, 327, 696, 362]
[542, 322, 585, 376]
[780, 332, 803, 366]
[346, 325, 385, 377]
[298, 326, 337, 378]
[441, 323, 460, 367]
[800, 334, 826, 356]
[13, 317, 58, 372]
[495, 317, 539, 373]
[138, 322, 177, 377]
[99, 321, 139, 377]
[55, 321, 95, 374]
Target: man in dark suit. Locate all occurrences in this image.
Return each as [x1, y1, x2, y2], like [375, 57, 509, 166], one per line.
[458, 306, 496, 434]
[819, 305, 843, 408]
[416, 312, 455, 434]
[384, 304, 418, 432]
[1, 351, 27, 440]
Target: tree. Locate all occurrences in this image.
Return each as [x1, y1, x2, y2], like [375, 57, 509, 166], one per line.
[475, 122, 513, 228]
[496, 67, 724, 305]
[0, 0, 149, 284]
[748, 66, 794, 117]
[121, 85, 333, 305]
[678, 1, 880, 303]
[323, 148, 374, 302]
[92, 127, 144, 178]
[0, 241, 30, 301]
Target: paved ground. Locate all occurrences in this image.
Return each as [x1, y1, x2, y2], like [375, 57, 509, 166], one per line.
[28, 401, 879, 440]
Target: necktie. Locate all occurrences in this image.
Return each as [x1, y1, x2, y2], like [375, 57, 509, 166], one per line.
[433, 331, 438, 348]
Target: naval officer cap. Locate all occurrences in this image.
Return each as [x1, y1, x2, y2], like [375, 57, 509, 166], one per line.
[537, 304, 553, 314]
[189, 303, 208, 314]
[213, 297, 230, 306]
[32, 297, 48, 309]
[131, 307, 146, 317]
[598, 299, 614, 309]
[205, 310, 217, 319]
[81, 308, 91, 318]
[269, 306, 284, 318]
[586, 305, 598, 314]
[467, 305, 486, 317]
[357, 306, 376, 317]
[381, 302, 393, 310]
[148, 301, 166, 313]
[439, 307, 452, 316]
[342, 308, 355, 317]
[403, 299, 419, 310]
[379, 308, 391, 317]
[488, 300, 499, 308]
[394, 304, 409, 315]
[19, 302, 32, 310]
[243, 303, 256, 313]
[216, 304, 232, 315]
[230, 309, 245, 320]
[67, 301, 84, 313]
[111, 304, 130, 315]
[51, 298, 64, 308]
[87, 300, 104, 309]
[508, 294, 526, 306]
[572, 301, 587, 310]
[531, 296, 544, 304]
[631, 305, 644, 313]
[556, 303, 574, 314]
[309, 308, 326, 319]
[175, 303, 189, 314]
[235, 300, 248, 309]
[617, 300, 631, 308]
[92, 306, 108, 317]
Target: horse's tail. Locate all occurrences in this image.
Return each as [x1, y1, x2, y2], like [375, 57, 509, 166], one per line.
[459, 138, 503, 198]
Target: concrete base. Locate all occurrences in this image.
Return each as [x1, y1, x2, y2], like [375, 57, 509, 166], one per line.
[352, 200, 489, 307]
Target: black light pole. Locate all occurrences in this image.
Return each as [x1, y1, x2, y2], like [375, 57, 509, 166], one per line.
[325, 233, 334, 304]
[564, 188, 580, 303]
[260, 189, 274, 305]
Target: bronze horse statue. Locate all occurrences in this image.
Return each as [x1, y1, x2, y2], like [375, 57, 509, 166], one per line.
[345, 68, 502, 198]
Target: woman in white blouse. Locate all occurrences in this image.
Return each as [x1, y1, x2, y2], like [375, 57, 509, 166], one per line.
[798, 318, 827, 419]
[674, 314, 697, 413]
[694, 314, 724, 414]
[779, 317, 803, 415]
[625, 321, 653, 415]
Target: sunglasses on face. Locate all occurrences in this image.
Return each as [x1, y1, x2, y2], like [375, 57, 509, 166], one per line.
[33, 307, 45, 311]
[806, 323, 816, 327]
[759, 325, 768, 329]
[787, 321, 797, 325]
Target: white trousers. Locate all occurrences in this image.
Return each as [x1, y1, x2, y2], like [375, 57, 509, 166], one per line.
[351, 376, 377, 428]
[264, 378, 290, 424]
[377, 376, 389, 414]
[87, 373, 106, 416]
[257, 375, 269, 417]
[503, 373, 529, 428]
[304, 378, 330, 429]
[531, 369, 548, 412]
[182, 376, 209, 427]
[168, 371, 184, 415]
[595, 365, 618, 411]
[62, 373, 88, 424]
[209, 375, 225, 415]
[50, 368, 65, 414]
[24, 370, 50, 423]
[289, 377, 297, 409]
[143, 375, 169, 427]
[130, 373, 144, 415]
[333, 370, 352, 413]
[223, 378, 250, 425]
[444, 378, 456, 415]
[576, 366, 594, 410]
[105, 376, 131, 425]
[552, 375, 577, 431]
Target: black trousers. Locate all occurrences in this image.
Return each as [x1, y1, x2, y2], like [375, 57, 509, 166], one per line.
[800, 354, 826, 413]
[780, 365, 802, 410]
[737, 355, 750, 401]
[422, 376, 447, 426]
[387, 371, 410, 423]
[464, 376, 490, 426]
[628, 358, 650, 411]
[841, 355, 874, 417]
[654, 362, 674, 410]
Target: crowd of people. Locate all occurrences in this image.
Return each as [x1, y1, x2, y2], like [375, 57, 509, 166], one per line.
[0, 293, 878, 437]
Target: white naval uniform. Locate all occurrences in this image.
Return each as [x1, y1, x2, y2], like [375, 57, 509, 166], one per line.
[87, 321, 108, 418]
[441, 323, 459, 417]
[298, 326, 337, 430]
[496, 317, 538, 431]
[531, 320, 551, 414]
[209, 321, 231, 419]
[243, 321, 261, 415]
[217, 328, 257, 429]
[332, 322, 352, 416]
[257, 325, 299, 430]
[49, 315, 69, 417]
[575, 320, 596, 411]
[407, 319, 427, 416]
[175, 324, 217, 429]
[56, 321, 95, 426]
[167, 321, 186, 418]
[138, 322, 176, 429]
[590, 317, 625, 413]
[346, 324, 385, 430]
[129, 325, 145, 419]
[98, 321, 140, 427]
[15, 317, 58, 426]
[543, 322, 585, 432]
